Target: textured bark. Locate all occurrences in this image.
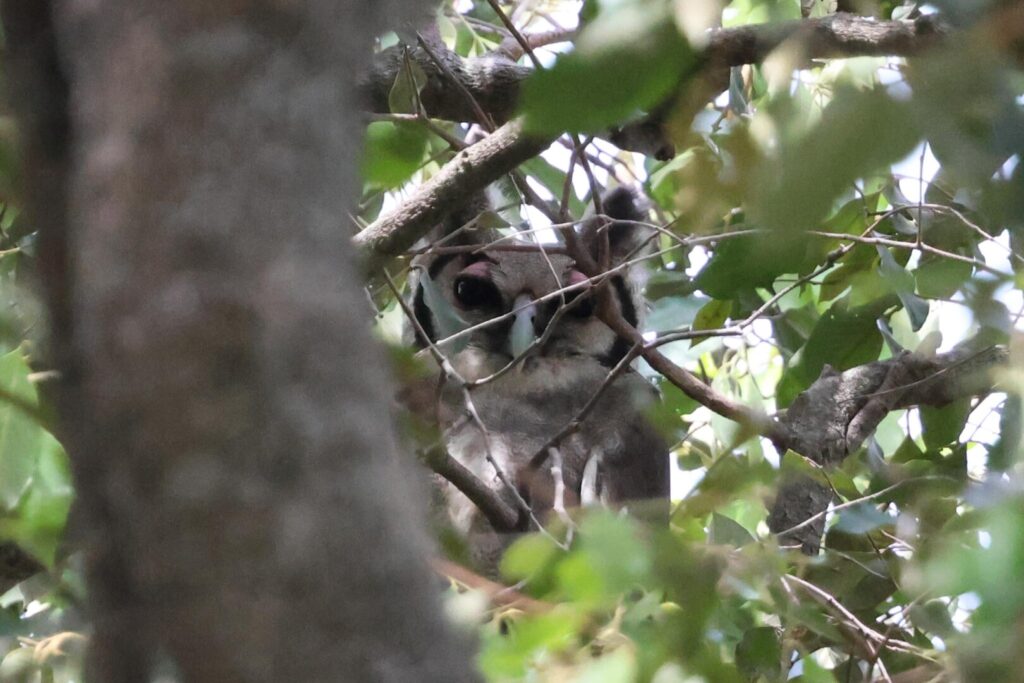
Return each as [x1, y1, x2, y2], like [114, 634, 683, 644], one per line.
[352, 12, 949, 269]
[6, 1, 474, 681]
[359, 13, 946, 158]
[703, 11, 945, 66]
[355, 118, 550, 270]
[361, 41, 531, 127]
[768, 344, 1007, 553]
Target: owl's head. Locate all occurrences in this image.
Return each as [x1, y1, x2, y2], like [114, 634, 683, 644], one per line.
[411, 187, 653, 366]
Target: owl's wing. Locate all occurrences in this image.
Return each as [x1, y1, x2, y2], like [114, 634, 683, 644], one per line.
[598, 418, 670, 503]
[577, 374, 670, 521]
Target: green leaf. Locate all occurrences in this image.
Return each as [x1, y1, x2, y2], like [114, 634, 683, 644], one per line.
[645, 268, 693, 301]
[793, 297, 886, 387]
[792, 656, 834, 683]
[709, 512, 755, 548]
[750, 87, 920, 234]
[844, 572, 897, 611]
[578, 648, 637, 683]
[909, 600, 956, 639]
[361, 121, 430, 189]
[909, 45, 1024, 183]
[819, 245, 877, 302]
[877, 246, 929, 331]
[788, 602, 842, 642]
[920, 398, 972, 450]
[521, 8, 696, 133]
[832, 503, 893, 534]
[2, 437, 72, 565]
[646, 294, 709, 333]
[387, 57, 428, 114]
[735, 627, 781, 680]
[987, 394, 1022, 471]
[569, 512, 652, 600]
[694, 233, 806, 299]
[0, 350, 47, 510]
[478, 611, 581, 678]
[690, 299, 732, 345]
[501, 532, 562, 582]
[915, 255, 973, 299]
[0, 350, 72, 566]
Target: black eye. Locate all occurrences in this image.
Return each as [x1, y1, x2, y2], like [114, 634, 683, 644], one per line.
[454, 276, 502, 309]
[548, 291, 594, 319]
[568, 294, 595, 318]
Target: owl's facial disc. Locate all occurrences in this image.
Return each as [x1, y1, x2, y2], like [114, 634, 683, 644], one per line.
[509, 293, 537, 358]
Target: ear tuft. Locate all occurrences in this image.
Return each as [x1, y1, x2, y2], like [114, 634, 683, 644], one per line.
[601, 186, 646, 225]
[582, 187, 653, 264]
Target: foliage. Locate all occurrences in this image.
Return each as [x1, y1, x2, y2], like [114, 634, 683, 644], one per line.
[361, 0, 1024, 680]
[2, 0, 1024, 681]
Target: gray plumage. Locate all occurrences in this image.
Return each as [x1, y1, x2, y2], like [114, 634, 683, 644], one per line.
[411, 188, 669, 571]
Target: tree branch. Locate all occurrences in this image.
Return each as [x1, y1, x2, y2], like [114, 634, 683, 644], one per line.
[354, 118, 551, 270]
[597, 305, 781, 440]
[703, 11, 945, 67]
[359, 13, 946, 156]
[354, 13, 948, 267]
[359, 10, 984, 559]
[767, 343, 1008, 553]
[419, 443, 520, 532]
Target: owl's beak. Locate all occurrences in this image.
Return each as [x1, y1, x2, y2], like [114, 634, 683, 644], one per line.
[509, 293, 538, 359]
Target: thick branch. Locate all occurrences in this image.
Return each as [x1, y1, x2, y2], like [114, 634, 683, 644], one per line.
[360, 41, 530, 126]
[17, 1, 476, 680]
[359, 13, 946, 156]
[703, 12, 945, 67]
[768, 344, 1008, 553]
[354, 118, 551, 270]
[354, 13, 948, 267]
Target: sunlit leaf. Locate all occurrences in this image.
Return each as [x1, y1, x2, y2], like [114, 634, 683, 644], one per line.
[361, 121, 430, 189]
[832, 503, 893, 534]
[0, 350, 41, 510]
[388, 56, 428, 114]
[709, 513, 755, 547]
[694, 233, 806, 299]
[750, 87, 919, 234]
[521, 7, 696, 133]
[920, 398, 972, 450]
[877, 245, 930, 331]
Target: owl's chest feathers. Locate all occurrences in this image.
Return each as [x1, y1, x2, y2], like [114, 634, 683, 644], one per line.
[442, 350, 654, 517]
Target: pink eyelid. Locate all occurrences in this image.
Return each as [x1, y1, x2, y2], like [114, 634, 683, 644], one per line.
[566, 270, 590, 288]
[458, 261, 493, 279]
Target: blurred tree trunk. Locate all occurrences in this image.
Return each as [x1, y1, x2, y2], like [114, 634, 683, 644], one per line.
[3, 1, 475, 681]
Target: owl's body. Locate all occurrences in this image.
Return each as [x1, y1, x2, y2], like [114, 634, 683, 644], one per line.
[412, 188, 669, 570]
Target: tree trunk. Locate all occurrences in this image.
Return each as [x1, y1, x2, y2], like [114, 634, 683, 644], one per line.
[3, 1, 475, 680]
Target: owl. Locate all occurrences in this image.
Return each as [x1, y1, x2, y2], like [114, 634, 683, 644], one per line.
[410, 188, 670, 571]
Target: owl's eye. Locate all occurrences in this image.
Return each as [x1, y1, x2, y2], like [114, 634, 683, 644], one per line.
[567, 294, 595, 318]
[454, 276, 502, 309]
[548, 291, 594, 319]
